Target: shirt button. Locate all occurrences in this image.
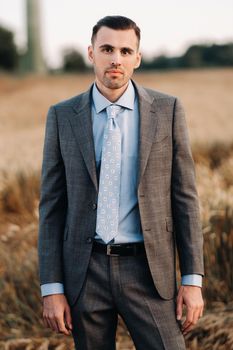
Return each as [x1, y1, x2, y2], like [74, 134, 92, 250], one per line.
[92, 203, 97, 210]
[86, 237, 93, 243]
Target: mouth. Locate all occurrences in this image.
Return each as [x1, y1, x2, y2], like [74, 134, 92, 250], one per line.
[106, 70, 123, 75]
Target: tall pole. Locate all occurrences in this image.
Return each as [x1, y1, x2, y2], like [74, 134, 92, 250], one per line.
[26, 0, 46, 73]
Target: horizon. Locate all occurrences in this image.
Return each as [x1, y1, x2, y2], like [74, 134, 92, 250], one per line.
[0, 0, 232, 68]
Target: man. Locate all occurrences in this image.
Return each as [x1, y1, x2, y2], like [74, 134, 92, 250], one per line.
[38, 16, 204, 350]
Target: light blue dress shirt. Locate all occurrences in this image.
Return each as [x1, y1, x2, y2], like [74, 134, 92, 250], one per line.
[41, 81, 202, 297]
[92, 80, 143, 244]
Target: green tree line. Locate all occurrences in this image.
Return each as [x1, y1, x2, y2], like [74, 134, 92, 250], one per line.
[0, 24, 232, 72]
[140, 43, 233, 70]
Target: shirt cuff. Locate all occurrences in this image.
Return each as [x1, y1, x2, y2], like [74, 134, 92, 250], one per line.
[181, 274, 202, 287]
[41, 283, 64, 297]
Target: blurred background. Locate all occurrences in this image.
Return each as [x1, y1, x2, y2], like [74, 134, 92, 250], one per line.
[0, 1, 232, 349]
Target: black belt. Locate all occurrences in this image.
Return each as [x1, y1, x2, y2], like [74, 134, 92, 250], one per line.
[92, 240, 146, 256]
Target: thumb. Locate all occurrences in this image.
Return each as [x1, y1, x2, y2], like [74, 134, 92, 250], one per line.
[176, 294, 183, 320]
[64, 305, 73, 330]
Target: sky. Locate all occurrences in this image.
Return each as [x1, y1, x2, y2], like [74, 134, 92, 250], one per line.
[0, 0, 232, 68]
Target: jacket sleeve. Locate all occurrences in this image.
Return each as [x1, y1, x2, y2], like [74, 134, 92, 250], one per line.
[171, 98, 204, 277]
[38, 106, 67, 285]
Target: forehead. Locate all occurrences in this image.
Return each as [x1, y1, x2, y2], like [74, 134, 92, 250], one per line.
[94, 26, 138, 49]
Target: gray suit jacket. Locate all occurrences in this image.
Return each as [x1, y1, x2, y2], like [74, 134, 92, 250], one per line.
[38, 81, 204, 306]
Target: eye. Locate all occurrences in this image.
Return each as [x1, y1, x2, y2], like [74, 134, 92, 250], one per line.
[101, 47, 113, 53]
[121, 48, 132, 55]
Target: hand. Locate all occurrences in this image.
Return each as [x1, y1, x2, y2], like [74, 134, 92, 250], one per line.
[42, 294, 73, 335]
[176, 285, 204, 335]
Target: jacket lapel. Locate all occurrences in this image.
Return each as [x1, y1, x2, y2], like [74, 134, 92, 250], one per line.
[133, 82, 159, 188]
[68, 86, 99, 192]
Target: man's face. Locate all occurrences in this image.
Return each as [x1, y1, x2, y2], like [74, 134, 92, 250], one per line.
[88, 26, 141, 91]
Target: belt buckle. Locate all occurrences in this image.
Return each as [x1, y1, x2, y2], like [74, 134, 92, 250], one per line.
[107, 244, 120, 256]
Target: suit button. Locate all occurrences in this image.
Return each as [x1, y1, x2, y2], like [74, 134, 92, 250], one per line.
[92, 203, 97, 210]
[86, 237, 93, 243]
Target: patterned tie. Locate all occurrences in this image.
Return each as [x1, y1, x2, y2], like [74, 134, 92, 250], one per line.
[96, 104, 122, 244]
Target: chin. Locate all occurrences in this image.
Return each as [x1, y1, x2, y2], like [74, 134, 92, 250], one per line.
[108, 79, 128, 90]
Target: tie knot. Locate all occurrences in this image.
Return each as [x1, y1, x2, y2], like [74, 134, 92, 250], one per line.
[106, 104, 122, 119]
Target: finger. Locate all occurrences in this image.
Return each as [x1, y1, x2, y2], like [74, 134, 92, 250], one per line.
[182, 319, 193, 334]
[57, 315, 71, 335]
[193, 302, 204, 322]
[196, 304, 204, 322]
[183, 323, 194, 335]
[200, 305, 204, 317]
[64, 305, 73, 331]
[48, 316, 60, 333]
[176, 295, 183, 320]
[183, 300, 205, 334]
[44, 316, 56, 332]
[43, 315, 50, 329]
[44, 311, 60, 333]
[182, 313, 199, 335]
[183, 307, 200, 335]
[43, 313, 55, 331]
[190, 307, 200, 325]
[182, 307, 194, 333]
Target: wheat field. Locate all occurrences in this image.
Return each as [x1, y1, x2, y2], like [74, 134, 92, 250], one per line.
[0, 69, 233, 349]
[0, 69, 232, 177]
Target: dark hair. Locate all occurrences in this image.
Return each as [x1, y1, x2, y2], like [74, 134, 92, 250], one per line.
[91, 16, 141, 47]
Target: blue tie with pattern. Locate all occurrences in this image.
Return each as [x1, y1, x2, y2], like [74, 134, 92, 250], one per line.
[96, 104, 122, 244]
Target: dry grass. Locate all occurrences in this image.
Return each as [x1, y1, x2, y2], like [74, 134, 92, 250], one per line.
[0, 70, 232, 349]
[0, 146, 232, 348]
[0, 171, 40, 228]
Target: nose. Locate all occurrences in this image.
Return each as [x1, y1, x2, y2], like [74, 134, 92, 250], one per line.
[111, 51, 122, 66]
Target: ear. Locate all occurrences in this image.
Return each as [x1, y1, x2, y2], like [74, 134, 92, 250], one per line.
[134, 51, 142, 69]
[88, 45, 94, 63]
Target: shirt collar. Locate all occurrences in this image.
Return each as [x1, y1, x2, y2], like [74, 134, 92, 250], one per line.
[92, 80, 135, 114]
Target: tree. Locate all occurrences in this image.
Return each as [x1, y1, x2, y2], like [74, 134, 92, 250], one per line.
[181, 45, 204, 67]
[0, 25, 18, 70]
[62, 48, 87, 72]
[202, 44, 233, 66]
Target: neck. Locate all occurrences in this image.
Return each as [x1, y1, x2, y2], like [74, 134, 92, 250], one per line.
[95, 80, 129, 102]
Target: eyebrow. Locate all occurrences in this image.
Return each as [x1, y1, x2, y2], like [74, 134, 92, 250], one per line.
[99, 44, 135, 53]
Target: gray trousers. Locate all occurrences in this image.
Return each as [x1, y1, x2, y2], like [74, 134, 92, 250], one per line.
[70, 249, 186, 350]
